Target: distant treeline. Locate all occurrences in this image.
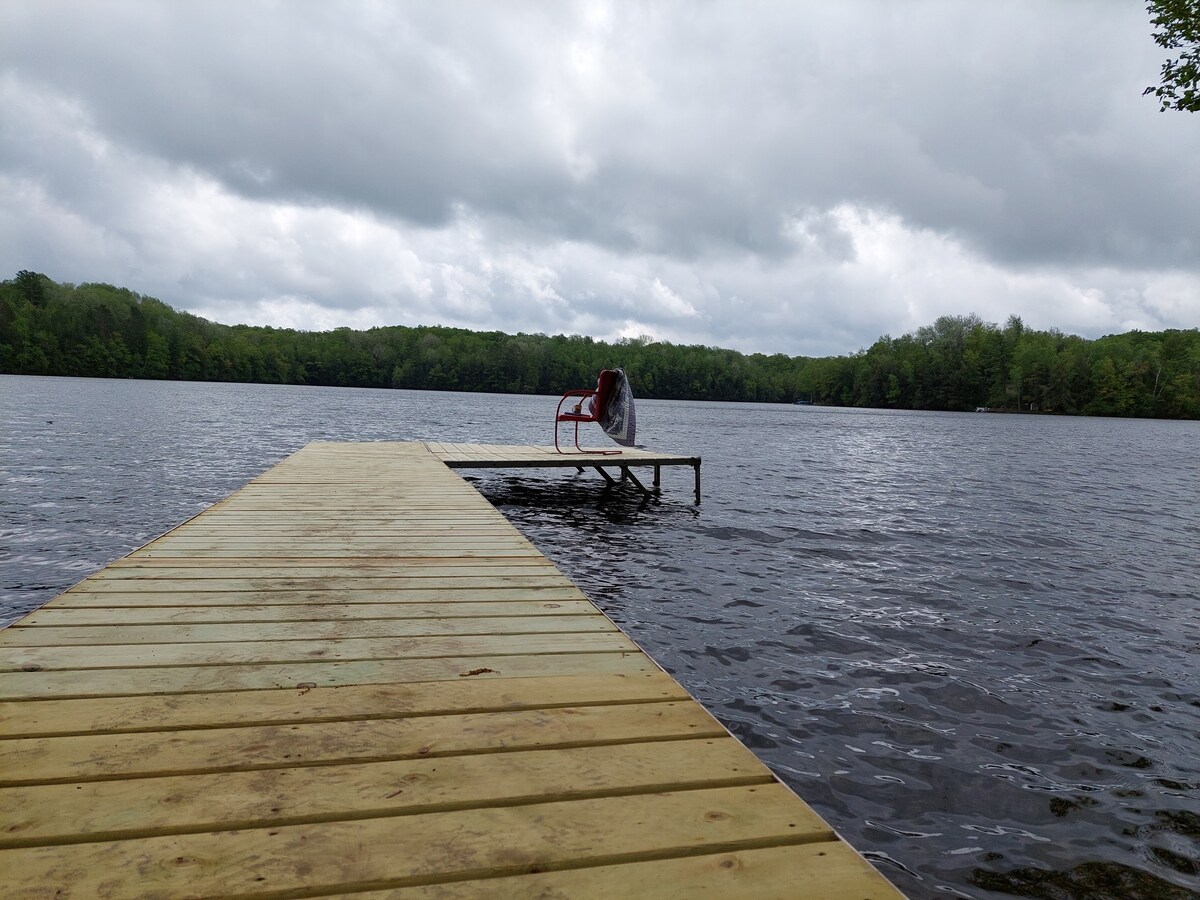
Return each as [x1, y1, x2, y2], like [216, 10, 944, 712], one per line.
[2, 271, 1198, 418]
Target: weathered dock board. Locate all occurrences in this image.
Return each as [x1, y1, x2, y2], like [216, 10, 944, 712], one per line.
[0, 441, 902, 898]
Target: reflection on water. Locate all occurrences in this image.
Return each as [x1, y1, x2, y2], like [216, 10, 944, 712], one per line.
[3, 375, 1199, 899]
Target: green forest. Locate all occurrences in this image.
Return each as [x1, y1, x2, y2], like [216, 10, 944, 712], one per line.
[2, 270, 1198, 418]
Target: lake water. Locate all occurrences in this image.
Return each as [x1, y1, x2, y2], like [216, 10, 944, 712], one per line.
[2, 374, 1198, 899]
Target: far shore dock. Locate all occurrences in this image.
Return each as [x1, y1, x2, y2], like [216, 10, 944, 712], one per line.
[0, 441, 902, 898]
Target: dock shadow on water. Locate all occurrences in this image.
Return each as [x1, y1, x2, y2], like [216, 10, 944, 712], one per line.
[3, 377, 1199, 900]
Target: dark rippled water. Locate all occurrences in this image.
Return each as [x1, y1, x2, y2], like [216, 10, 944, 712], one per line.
[3, 374, 1198, 899]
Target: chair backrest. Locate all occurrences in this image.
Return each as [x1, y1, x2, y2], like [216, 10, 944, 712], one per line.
[594, 369, 619, 410]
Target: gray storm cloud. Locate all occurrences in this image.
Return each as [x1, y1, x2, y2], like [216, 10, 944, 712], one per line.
[1, 1, 1196, 356]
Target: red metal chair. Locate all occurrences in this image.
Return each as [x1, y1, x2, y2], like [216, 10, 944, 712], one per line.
[554, 369, 623, 454]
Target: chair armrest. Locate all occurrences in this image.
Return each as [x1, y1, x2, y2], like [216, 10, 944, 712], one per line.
[555, 389, 599, 421]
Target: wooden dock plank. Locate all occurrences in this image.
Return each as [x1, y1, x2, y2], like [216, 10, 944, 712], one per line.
[0, 652, 660, 701]
[330, 844, 897, 900]
[151, 540, 545, 548]
[1, 631, 637, 671]
[0, 738, 771, 847]
[64, 576, 581, 593]
[424, 442, 700, 469]
[132, 548, 546, 559]
[65, 583, 574, 598]
[103, 557, 560, 568]
[1, 702, 726, 785]
[1, 786, 832, 898]
[0, 673, 688, 738]
[49, 587, 587, 605]
[2, 615, 616, 645]
[0, 441, 903, 898]
[14, 600, 596, 625]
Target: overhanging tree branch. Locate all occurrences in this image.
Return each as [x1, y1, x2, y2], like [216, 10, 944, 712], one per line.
[1144, 0, 1200, 112]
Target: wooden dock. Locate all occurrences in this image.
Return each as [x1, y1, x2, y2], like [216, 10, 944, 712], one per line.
[423, 441, 702, 502]
[0, 441, 902, 898]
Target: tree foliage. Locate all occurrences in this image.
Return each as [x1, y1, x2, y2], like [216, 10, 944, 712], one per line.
[1145, 0, 1200, 112]
[2, 272, 1198, 419]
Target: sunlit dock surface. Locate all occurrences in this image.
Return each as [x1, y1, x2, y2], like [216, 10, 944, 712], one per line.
[0, 441, 902, 898]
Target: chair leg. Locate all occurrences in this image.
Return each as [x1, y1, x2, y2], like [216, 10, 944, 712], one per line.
[553, 415, 622, 455]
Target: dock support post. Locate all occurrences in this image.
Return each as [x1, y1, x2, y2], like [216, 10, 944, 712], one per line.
[653, 465, 661, 491]
[621, 466, 652, 498]
[694, 463, 701, 504]
[592, 466, 618, 487]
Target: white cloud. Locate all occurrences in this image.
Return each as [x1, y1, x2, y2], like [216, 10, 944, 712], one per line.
[1, 2, 1197, 357]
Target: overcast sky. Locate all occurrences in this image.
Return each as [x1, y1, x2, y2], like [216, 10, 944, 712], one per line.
[2, 2, 1197, 357]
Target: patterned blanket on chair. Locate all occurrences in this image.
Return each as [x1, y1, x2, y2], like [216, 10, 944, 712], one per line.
[596, 368, 637, 447]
